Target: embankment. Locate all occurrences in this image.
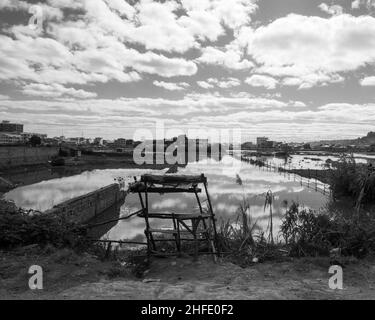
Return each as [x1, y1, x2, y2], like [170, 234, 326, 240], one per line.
[0, 146, 58, 169]
[45, 183, 126, 224]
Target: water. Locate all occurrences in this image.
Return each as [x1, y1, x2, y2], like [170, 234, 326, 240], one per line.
[3, 155, 329, 242]
[243, 152, 374, 170]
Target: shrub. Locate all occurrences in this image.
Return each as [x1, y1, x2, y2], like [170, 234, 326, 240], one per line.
[330, 155, 375, 206]
[0, 208, 88, 250]
[280, 202, 375, 258]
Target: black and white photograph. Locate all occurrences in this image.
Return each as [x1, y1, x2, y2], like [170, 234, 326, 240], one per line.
[0, 0, 375, 305]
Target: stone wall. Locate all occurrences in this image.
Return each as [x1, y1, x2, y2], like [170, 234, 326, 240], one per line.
[0, 146, 59, 169]
[45, 184, 126, 223]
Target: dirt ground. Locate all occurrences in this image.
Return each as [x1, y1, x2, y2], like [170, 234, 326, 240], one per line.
[1, 246, 375, 300]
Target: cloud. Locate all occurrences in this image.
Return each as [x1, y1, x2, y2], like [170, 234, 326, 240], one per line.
[197, 46, 254, 70]
[318, 3, 344, 16]
[197, 78, 241, 89]
[245, 75, 278, 89]
[153, 81, 190, 91]
[197, 81, 214, 89]
[21, 83, 97, 99]
[247, 14, 375, 87]
[360, 76, 375, 86]
[1, 95, 373, 142]
[216, 78, 241, 88]
[352, 0, 375, 10]
[0, 94, 10, 100]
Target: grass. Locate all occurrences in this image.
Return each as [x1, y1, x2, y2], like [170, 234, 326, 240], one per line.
[216, 170, 375, 266]
[0, 199, 89, 250]
[214, 174, 288, 266]
[329, 155, 375, 209]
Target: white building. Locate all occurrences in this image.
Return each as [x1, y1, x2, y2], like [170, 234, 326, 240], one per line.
[0, 133, 22, 145]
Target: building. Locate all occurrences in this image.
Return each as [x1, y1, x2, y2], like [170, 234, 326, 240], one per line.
[257, 137, 274, 148]
[21, 132, 47, 143]
[0, 121, 23, 133]
[93, 137, 103, 146]
[256, 137, 269, 147]
[68, 137, 86, 145]
[0, 133, 22, 145]
[114, 138, 127, 148]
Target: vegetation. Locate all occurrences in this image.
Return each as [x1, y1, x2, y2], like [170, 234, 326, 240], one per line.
[29, 135, 42, 147]
[329, 155, 375, 208]
[0, 203, 88, 250]
[214, 169, 375, 266]
[281, 203, 375, 258]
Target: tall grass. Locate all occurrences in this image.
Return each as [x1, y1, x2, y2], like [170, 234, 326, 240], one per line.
[215, 174, 285, 264]
[280, 202, 375, 258]
[330, 155, 375, 210]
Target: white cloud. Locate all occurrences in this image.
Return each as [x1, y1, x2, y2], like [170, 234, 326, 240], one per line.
[352, 0, 375, 10]
[318, 3, 344, 16]
[216, 78, 241, 88]
[197, 46, 254, 70]
[198, 78, 241, 89]
[360, 76, 375, 86]
[22, 83, 97, 99]
[247, 14, 375, 87]
[245, 75, 278, 89]
[0, 94, 10, 100]
[153, 81, 190, 91]
[197, 81, 214, 89]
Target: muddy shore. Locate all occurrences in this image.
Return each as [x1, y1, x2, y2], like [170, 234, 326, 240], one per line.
[1, 247, 374, 300]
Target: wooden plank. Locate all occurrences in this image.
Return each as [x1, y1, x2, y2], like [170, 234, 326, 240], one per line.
[146, 187, 202, 193]
[141, 174, 206, 184]
[148, 228, 209, 234]
[137, 212, 211, 220]
[129, 184, 201, 193]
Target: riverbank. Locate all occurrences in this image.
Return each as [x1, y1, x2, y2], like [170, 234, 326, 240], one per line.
[1, 247, 375, 299]
[0, 155, 177, 190]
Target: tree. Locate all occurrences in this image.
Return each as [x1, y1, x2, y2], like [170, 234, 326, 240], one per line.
[30, 135, 41, 147]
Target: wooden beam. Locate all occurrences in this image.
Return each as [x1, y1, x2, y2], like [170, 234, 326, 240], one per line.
[141, 174, 206, 184]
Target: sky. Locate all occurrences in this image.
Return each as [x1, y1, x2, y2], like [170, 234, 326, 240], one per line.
[0, 0, 375, 142]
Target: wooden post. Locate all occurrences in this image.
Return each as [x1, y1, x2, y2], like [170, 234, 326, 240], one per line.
[144, 184, 156, 251]
[172, 213, 181, 254]
[203, 177, 218, 257]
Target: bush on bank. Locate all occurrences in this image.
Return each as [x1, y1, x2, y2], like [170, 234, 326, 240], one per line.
[330, 155, 375, 206]
[0, 200, 87, 250]
[280, 203, 375, 258]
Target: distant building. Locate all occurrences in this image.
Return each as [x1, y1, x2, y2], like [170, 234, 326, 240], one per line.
[0, 121, 23, 133]
[257, 137, 274, 148]
[93, 137, 103, 146]
[257, 137, 269, 147]
[114, 138, 127, 148]
[21, 132, 47, 143]
[0, 133, 22, 145]
[241, 142, 256, 150]
[68, 137, 86, 145]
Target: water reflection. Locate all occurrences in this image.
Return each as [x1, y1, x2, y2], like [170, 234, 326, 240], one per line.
[4, 155, 328, 242]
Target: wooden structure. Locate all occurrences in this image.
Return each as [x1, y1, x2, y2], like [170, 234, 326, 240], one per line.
[128, 174, 218, 259]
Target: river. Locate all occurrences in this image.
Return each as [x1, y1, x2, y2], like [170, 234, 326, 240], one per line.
[3, 154, 333, 243]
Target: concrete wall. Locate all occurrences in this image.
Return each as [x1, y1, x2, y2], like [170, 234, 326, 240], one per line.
[0, 146, 58, 169]
[45, 184, 126, 223]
